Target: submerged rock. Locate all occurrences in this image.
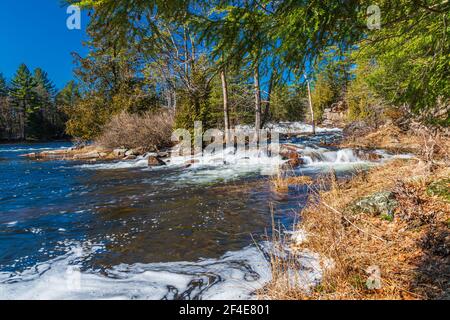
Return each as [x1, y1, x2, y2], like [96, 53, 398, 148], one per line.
[348, 191, 398, 221]
[148, 156, 166, 166]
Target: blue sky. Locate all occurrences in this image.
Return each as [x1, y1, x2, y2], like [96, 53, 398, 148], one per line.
[0, 1, 89, 89]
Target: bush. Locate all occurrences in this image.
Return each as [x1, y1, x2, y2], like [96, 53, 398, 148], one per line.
[96, 109, 174, 152]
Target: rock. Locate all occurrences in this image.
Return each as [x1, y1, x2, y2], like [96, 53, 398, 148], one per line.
[125, 148, 144, 157]
[113, 148, 128, 157]
[73, 151, 100, 160]
[343, 121, 377, 138]
[157, 151, 169, 158]
[356, 150, 383, 162]
[124, 155, 137, 160]
[281, 152, 304, 169]
[348, 191, 398, 221]
[183, 159, 200, 168]
[22, 152, 37, 158]
[148, 156, 166, 166]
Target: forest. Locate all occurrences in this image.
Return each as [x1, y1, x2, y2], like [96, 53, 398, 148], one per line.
[1, 0, 447, 144]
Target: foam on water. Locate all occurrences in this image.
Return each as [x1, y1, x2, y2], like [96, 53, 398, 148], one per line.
[73, 147, 284, 184]
[302, 148, 364, 166]
[236, 122, 341, 134]
[0, 146, 69, 153]
[0, 238, 326, 300]
[0, 242, 270, 300]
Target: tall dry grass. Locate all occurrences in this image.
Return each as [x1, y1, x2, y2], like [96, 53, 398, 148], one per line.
[96, 109, 174, 152]
[262, 126, 450, 300]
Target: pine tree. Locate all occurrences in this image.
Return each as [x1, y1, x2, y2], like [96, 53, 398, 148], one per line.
[33, 68, 57, 138]
[0, 73, 7, 97]
[57, 80, 80, 108]
[9, 64, 38, 139]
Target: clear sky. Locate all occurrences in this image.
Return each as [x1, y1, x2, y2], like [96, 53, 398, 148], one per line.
[0, 0, 89, 89]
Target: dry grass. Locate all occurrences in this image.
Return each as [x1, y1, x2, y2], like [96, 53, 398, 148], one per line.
[262, 126, 450, 300]
[344, 123, 450, 161]
[96, 109, 174, 152]
[271, 170, 313, 193]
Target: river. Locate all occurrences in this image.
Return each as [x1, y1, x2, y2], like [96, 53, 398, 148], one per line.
[0, 125, 393, 299]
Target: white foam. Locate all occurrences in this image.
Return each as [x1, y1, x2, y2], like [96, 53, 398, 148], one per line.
[0, 240, 327, 300]
[0, 243, 271, 300]
[235, 122, 341, 134]
[302, 148, 364, 166]
[0, 146, 69, 153]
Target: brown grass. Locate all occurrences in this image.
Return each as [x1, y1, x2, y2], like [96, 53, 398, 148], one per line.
[344, 123, 449, 160]
[96, 109, 174, 152]
[261, 126, 450, 300]
[271, 170, 314, 193]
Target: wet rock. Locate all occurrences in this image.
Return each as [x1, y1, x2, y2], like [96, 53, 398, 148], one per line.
[348, 191, 398, 221]
[281, 152, 304, 169]
[124, 155, 137, 160]
[148, 156, 166, 166]
[183, 159, 200, 168]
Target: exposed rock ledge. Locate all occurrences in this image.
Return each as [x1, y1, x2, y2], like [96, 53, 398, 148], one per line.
[21, 145, 168, 164]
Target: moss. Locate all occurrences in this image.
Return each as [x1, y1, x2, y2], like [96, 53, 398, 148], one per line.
[380, 213, 394, 222]
[348, 191, 397, 220]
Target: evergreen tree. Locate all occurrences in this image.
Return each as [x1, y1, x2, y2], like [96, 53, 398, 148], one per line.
[33, 68, 58, 138]
[0, 73, 7, 97]
[9, 64, 39, 139]
[57, 80, 80, 108]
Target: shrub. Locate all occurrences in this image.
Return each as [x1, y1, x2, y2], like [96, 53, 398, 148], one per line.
[96, 109, 174, 152]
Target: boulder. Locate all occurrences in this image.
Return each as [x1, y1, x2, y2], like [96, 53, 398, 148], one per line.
[113, 148, 128, 157]
[348, 191, 398, 221]
[148, 155, 166, 166]
[125, 148, 144, 157]
[281, 152, 304, 169]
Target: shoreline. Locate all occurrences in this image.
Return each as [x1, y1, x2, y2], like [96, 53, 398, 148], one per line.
[260, 125, 450, 300]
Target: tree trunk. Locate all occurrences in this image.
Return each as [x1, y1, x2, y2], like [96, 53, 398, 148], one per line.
[261, 71, 274, 128]
[220, 68, 230, 142]
[306, 79, 316, 135]
[254, 66, 262, 141]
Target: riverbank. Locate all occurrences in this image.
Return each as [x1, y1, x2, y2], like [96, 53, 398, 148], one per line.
[261, 124, 449, 299]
